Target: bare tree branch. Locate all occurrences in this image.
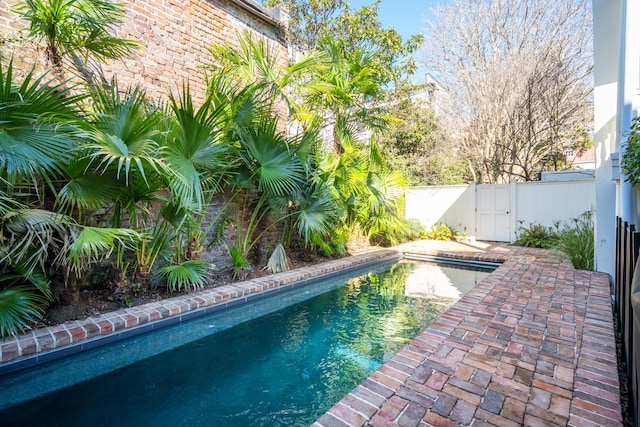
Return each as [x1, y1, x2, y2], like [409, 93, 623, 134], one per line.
[423, 0, 593, 183]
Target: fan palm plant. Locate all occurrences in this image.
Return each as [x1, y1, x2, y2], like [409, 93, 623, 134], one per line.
[317, 137, 407, 245]
[0, 61, 83, 194]
[0, 62, 86, 336]
[0, 199, 141, 336]
[54, 82, 171, 290]
[206, 38, 342, 269]
[208, 32, 321, 123]
[14, 0, 139, 85]
[230, 118, 306, 263]
[303, 37, 395, 153]
[164, 84, 233, 210]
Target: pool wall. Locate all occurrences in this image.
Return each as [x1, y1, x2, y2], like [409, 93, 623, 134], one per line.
[0, 249, 409, 375]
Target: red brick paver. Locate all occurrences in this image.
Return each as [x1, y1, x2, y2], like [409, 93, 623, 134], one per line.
[313, 240, 623, 427]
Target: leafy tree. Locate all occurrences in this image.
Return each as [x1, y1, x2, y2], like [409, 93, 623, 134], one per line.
[264, 0, 346, 52]
[263, 0, 422, 84]
[302, 37, 394, 153]
[332, 1, 422, 83]
[378, 96, 469, 185]
[423, 0, 593, 182]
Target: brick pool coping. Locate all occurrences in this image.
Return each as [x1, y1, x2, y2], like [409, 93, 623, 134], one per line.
[314, 241, 623, 427]
[0, 248, 405, 371]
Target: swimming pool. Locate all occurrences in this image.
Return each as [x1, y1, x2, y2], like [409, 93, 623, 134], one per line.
[0, 259, 492, 426]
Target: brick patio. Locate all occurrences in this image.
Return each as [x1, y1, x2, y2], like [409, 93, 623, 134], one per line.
[0, 240, 624, 426]
[313, 240, 623, 427]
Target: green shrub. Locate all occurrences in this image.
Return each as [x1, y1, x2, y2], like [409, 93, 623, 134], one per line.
[403, 218, 427, 241]
[423, 222, 458, 241]
[513, 213, 594, 270]
[622, 116, 640, 185]
[309, 228, 347, 257]
[370, 218, 426, 247]
[229, 245, 250, 278]
[555, 212, 594, 271]
[514, 222, 559, 248]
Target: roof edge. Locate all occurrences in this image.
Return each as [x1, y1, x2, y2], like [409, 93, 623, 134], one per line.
[228, 0, 286, 29]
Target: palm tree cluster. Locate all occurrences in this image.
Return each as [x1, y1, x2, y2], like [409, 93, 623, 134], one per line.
[0, 2, 414, 337]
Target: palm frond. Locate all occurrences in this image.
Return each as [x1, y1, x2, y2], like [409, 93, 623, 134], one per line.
[264, 243, 289, 273]
[294, 184, 338, 243]
[1, 208, 70, 274]
[56, 156, 122, 214]
[239, 121, 305, 196]
[158, 260, 210, 292]
[12, 261, 52, 299]
[163, 85, 231, 208]
[0, 61, 82, 184]
[87, 84, 166, 186]
[0, 285, 49, 337]
[66, 226, 140, 272]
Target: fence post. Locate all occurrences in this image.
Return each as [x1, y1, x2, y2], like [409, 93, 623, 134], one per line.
[628, 229, 639, 387]
[630, 259, 640, 426]
[620, 221, 629, 336]
[616, 217, 640, 426]
[616, 217, 622, 328]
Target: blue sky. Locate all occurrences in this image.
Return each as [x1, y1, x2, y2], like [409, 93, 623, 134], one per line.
[348, 0, 451, 83]
[347, 0, 444, 42]
[258, 1, 448, 42]
[258, 0, 450, 82]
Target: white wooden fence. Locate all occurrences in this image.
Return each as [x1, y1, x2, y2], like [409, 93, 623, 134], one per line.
[405, 180, 595, 242]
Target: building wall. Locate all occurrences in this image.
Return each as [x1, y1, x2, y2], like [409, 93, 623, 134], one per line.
[0, 0, 289, 103]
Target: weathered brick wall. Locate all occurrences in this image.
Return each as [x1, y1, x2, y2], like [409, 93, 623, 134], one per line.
[106, 0, 289, 102]
[0, 1, 40, 76]
[1, 0, 289, 102]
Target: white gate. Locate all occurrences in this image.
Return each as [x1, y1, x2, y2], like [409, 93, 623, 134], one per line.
[475, 184, 511, 241]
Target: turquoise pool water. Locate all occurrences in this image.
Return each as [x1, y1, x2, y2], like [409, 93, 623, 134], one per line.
[0, 260, 491, 426]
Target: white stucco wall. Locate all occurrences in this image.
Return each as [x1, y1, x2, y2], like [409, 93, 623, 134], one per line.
[515, 181, 595, 229]
[405, 185, 475, 237]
